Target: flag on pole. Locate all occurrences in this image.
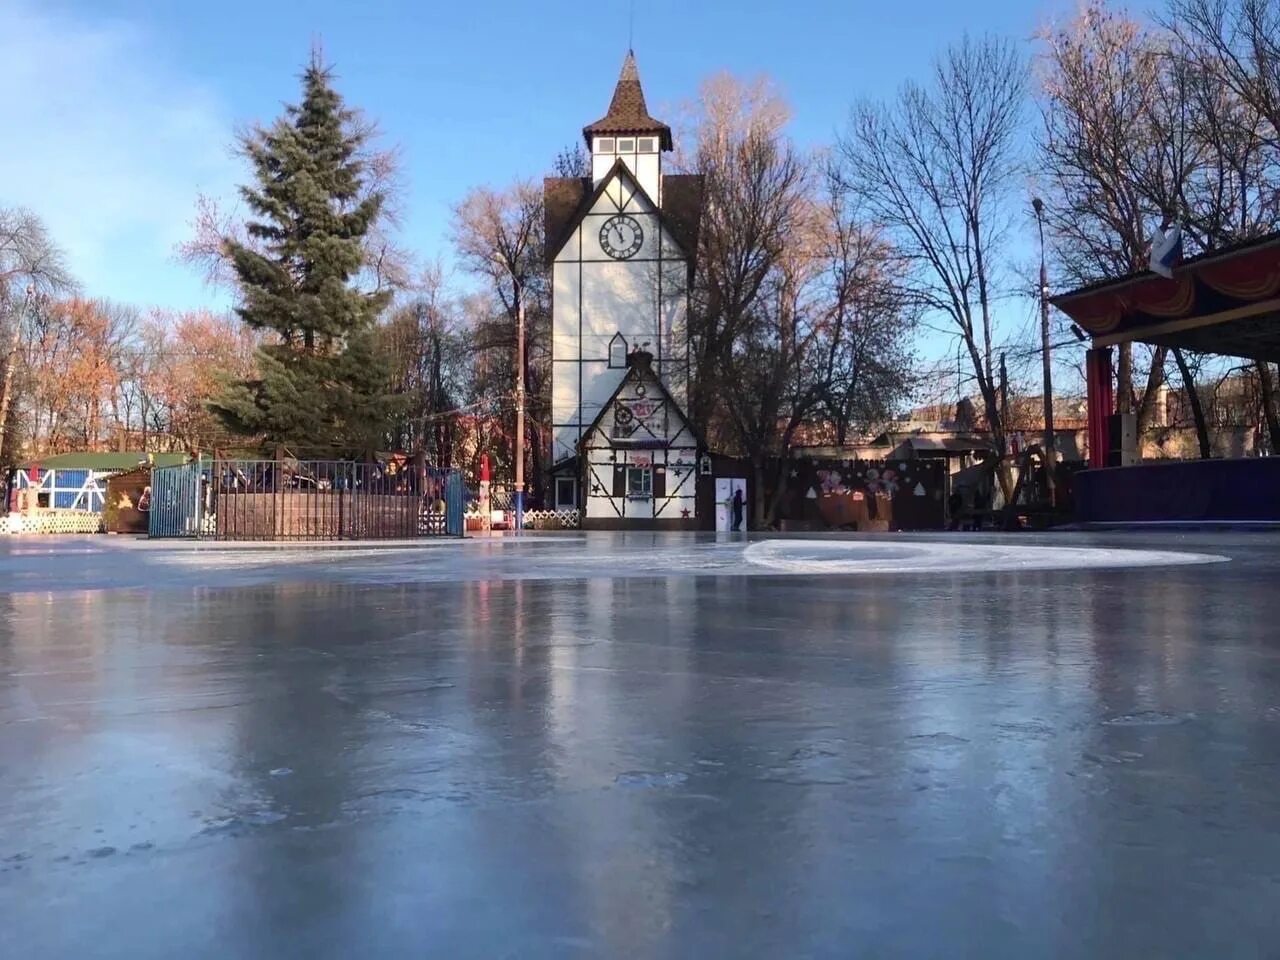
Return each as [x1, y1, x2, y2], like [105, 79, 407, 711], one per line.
[1149, 223, 1183, 279]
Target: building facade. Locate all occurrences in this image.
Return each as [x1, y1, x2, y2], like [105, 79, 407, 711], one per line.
[544, 53, 705, 527]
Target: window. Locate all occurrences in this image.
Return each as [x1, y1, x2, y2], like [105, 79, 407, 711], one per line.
[617, 138, 635, 152]
[627, 466, 652, 498]
[555, 477, 576, 508]
[608, 332, 628, 368]
[596, 138, 615, 152]
[638, 137, 658, 153]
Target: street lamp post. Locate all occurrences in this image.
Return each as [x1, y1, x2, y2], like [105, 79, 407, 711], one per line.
[1032, 197, 1056, 506]
[514, 293, 525, 533]
[493, 250, 527, 536]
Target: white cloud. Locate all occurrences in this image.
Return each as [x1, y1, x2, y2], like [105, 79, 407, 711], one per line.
[0, 1, 238, 308]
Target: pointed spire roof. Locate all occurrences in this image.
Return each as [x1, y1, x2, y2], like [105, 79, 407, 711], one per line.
[583, 51, 673, 150]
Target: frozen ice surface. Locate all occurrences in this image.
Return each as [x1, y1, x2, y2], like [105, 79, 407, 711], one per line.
[0, 530, 1228, 592]
[0, 530, 1277, 958]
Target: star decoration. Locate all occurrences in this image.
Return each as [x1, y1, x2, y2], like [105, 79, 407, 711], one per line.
[680, 508, 691, 518]
[789, 469, 798, 478]
[591, 484, 602, 495]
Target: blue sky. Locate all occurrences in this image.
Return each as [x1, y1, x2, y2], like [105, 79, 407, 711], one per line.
[0, 0, 1070, 319]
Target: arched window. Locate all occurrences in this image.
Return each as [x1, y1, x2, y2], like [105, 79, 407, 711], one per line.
[608, 332, 628, 368]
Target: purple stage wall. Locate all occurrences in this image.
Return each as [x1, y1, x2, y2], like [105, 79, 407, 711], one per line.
[1075, 458, 1280, 523]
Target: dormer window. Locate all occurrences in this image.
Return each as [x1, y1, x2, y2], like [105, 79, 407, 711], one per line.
[608, 332, 628, 368]
[638, 137, 658, 153]
[596, 137, 615, 153]
[617, 138, 635, 152]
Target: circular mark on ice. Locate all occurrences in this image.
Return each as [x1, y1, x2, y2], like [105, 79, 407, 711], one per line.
[614, 771, 688, 789]
[744, 539, 1227, 575]
[1103, 711, 1194, 727]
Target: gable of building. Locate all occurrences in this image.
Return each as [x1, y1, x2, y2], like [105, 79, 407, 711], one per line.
[579, 354, 702, 453]
[543, 160, 703, 269]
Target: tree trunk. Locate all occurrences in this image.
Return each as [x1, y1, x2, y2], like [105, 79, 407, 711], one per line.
[749, 457, 769, 529]
[1116, 342, 1134, 414]
[979, 369, 1012, 504]
[0, 315, 21, 463]
[765, 456, 792, 527]
[1134, 346, 1167, 435]
[1256, 360, 1280, 453]
[1173, 348, 1211, 459]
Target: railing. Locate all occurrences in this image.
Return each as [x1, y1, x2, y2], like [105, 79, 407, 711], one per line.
[146, 458, 465, 541]
[521, 508, 581, 530]
[149, 462, 203, 538]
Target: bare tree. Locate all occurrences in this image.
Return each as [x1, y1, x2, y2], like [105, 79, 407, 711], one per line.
[716, 201, 825, 525]
[1167, 0, 1280, 144]
[678, 75, 814, 522]
[0, 208, 74, 463]
[680, 75, 810, 437]
[837, 36, 1027, 475]
[379, 267, 470, 464]
[1036, 3, 1171, 431]
[451, 180, 551, 498]
[552, 144, 590, 179]
[1036, 0, 1280, 453]
[1148, 5, 1278, 450]
[680, 75, 916, 524]
[136, 310, 259, 453]
[814, 180, 917, 445]
[1169, 21, 1280, 448]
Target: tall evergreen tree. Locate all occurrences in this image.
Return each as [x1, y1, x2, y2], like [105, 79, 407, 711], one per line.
[211, 54, 395, 455]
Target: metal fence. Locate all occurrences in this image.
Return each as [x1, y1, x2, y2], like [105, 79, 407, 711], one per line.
[149, 458, 464, 541]
[149, 462, 204, 538]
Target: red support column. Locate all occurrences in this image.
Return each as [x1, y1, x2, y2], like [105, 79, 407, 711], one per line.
[1086, 347, 1114, 468]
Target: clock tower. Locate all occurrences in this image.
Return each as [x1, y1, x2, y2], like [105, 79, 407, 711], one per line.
[544, 52, 705, 527]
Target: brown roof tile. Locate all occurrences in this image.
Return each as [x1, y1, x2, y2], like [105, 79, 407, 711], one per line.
[582, 52, 673, 150]
[543, 176, 590, 265]
[543, 165, 705, 272]
[660, 174, 704, 262]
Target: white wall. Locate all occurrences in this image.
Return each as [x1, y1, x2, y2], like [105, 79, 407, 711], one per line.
[592, 136, 662, 201]
[579, 368, 699, 522]
[551, 162, 692, 466]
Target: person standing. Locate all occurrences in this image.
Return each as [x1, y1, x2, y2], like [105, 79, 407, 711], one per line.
[732, 487, 745, 532]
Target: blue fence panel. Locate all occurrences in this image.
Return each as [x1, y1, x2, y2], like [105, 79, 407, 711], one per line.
[149, 464, 203, 538]
[445, 470, 465, 537]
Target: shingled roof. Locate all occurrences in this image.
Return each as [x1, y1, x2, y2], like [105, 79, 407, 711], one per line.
[543, 163, 705, 273]
[582, 51, 673, 151]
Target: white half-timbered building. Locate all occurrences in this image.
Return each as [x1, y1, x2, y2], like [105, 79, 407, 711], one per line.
[544, 52, 706, 529]
[580, 349, 701, 524]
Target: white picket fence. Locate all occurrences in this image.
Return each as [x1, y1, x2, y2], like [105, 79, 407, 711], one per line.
[521, 509, 581, 530]
[2, 511, 105, 535]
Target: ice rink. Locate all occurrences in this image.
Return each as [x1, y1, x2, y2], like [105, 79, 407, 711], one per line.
[1, 530, 1277, 958]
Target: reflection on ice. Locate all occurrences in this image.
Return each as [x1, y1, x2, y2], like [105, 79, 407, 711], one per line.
[743, 538, 1227, 574]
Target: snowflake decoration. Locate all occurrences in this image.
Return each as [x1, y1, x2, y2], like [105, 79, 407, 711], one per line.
[865, 468, 900, 497]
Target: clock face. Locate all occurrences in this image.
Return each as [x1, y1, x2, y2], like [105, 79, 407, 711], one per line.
[599, 215, 644, 260]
